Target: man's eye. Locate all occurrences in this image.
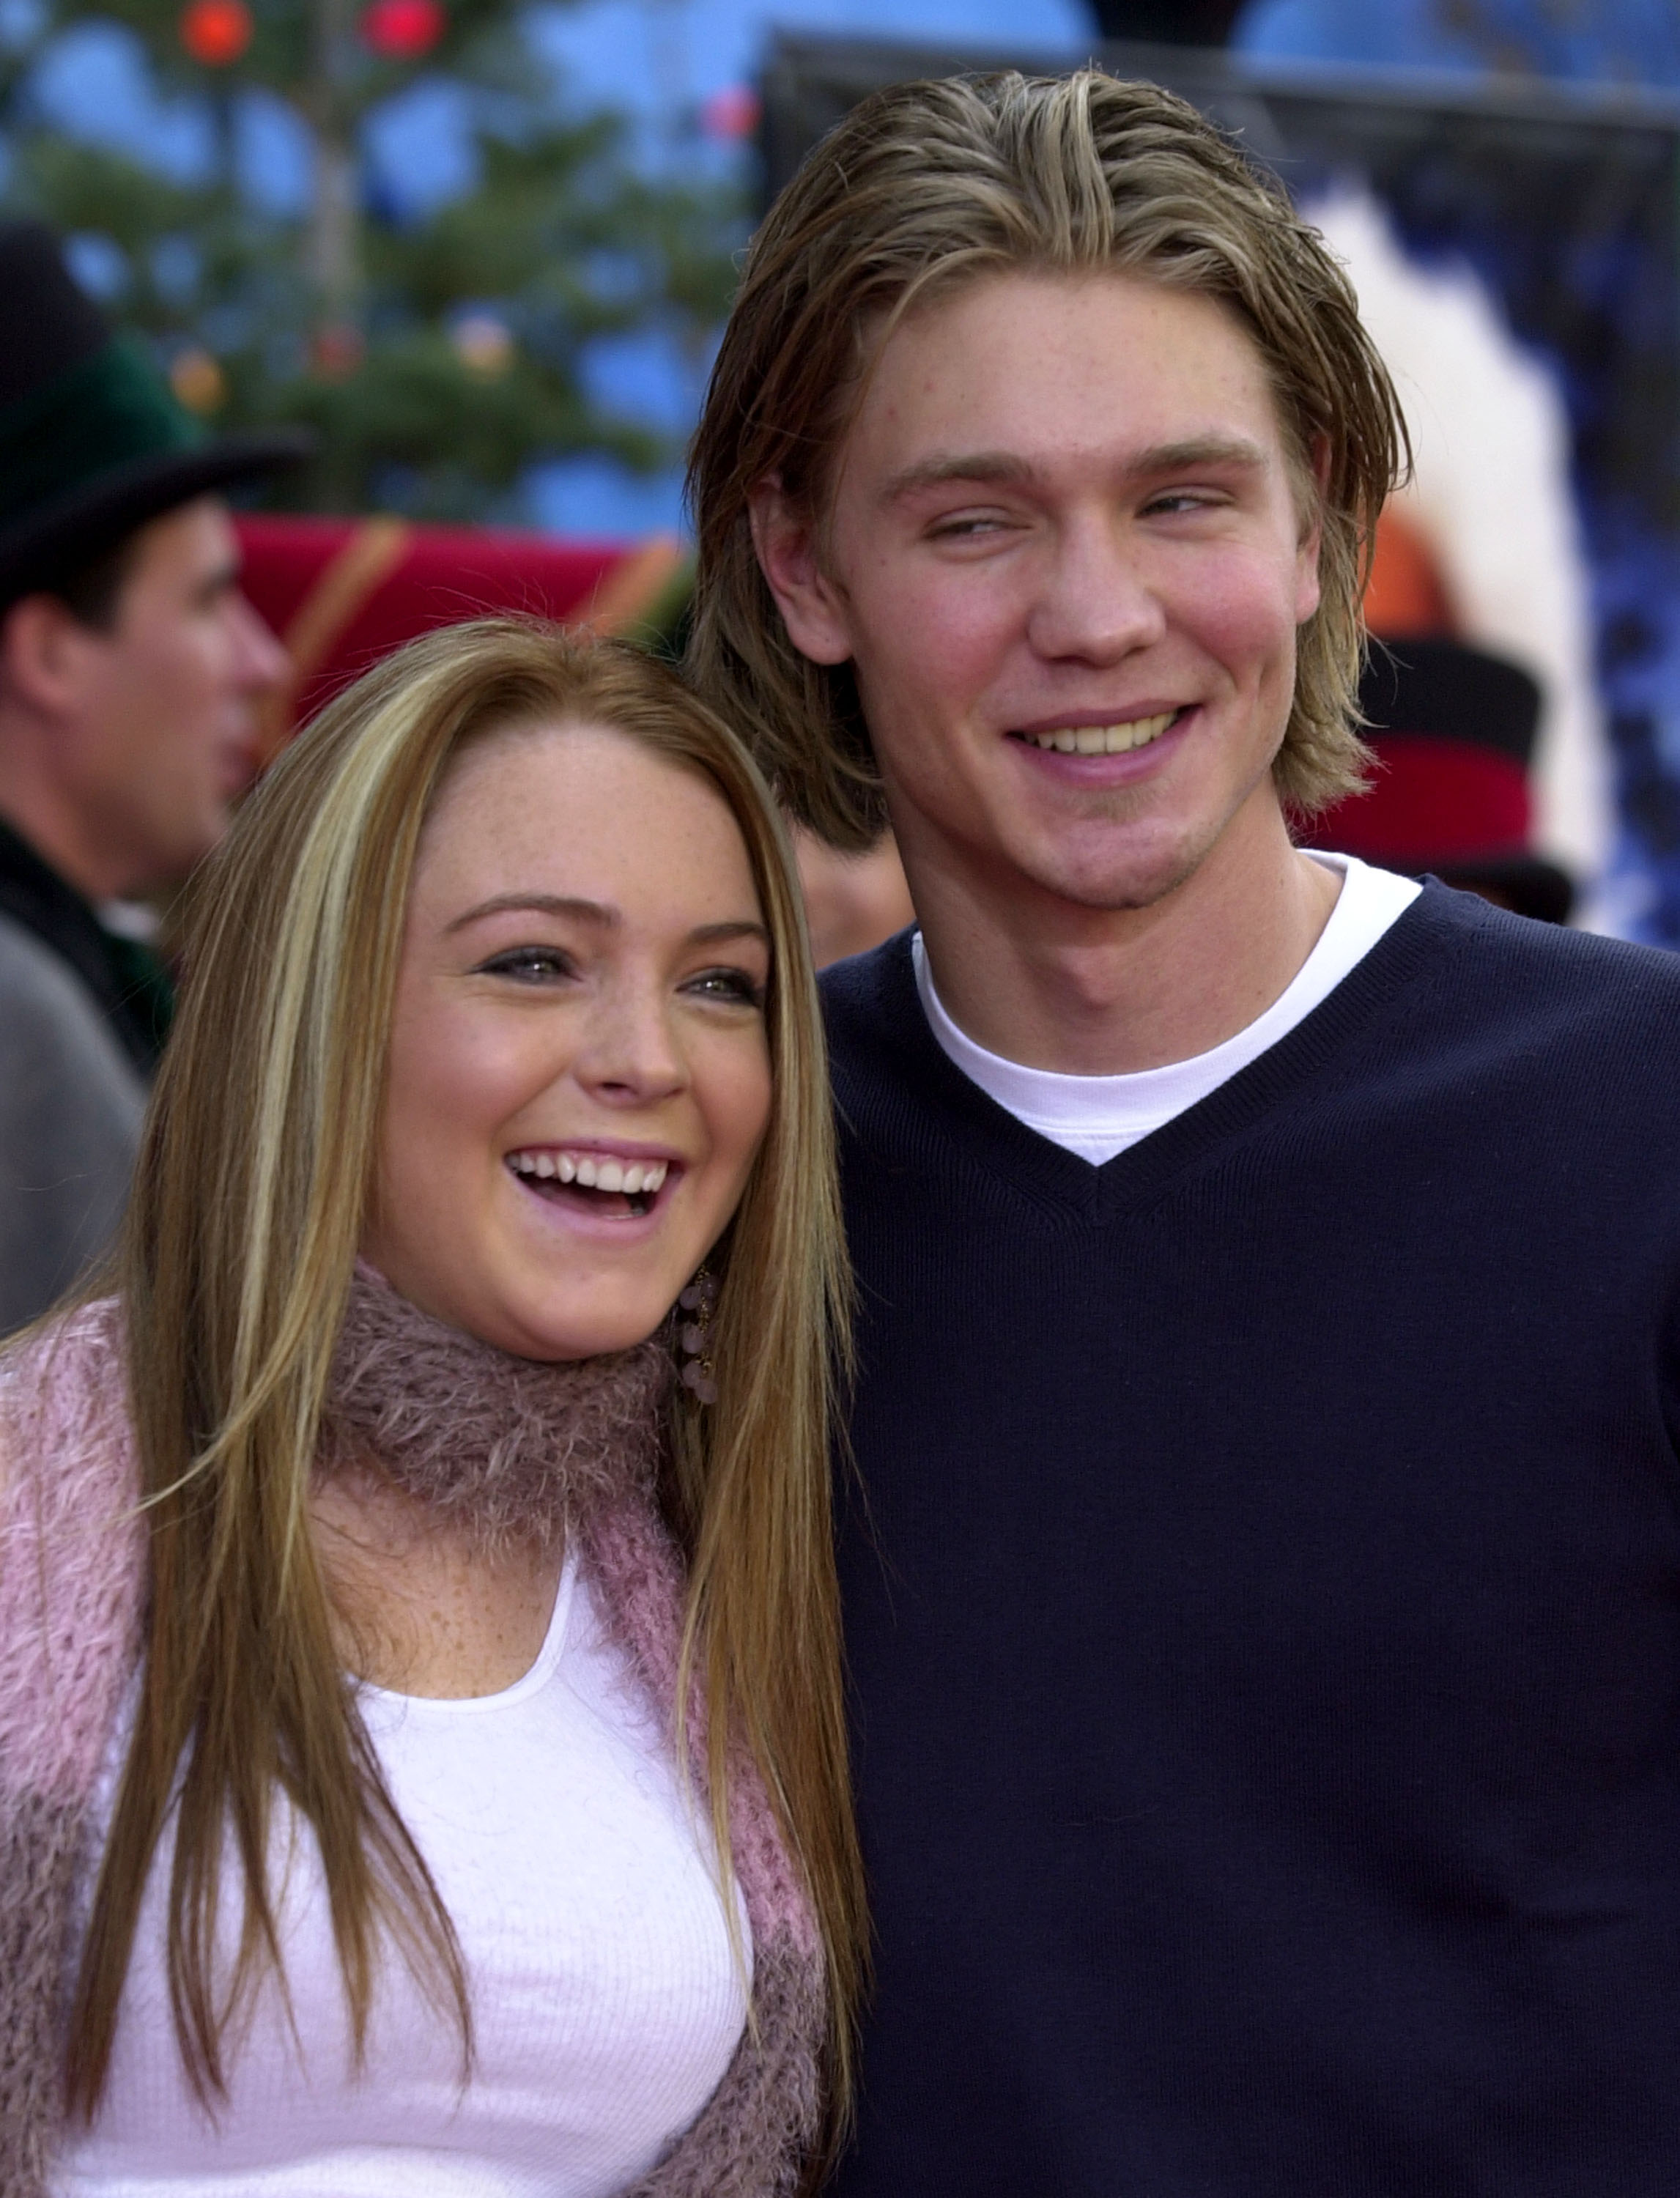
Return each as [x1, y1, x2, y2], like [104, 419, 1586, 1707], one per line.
[686, 966, 766, 1008]
[928, 513, 1009, 539]
[477, 946, 575, 983]
[1146, 491, 1221, 517]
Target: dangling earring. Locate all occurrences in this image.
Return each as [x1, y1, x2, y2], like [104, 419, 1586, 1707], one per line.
[676, 1266, 719, 1404]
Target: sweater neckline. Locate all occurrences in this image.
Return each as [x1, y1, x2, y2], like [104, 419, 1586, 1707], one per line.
[909, 854, 1420, 1161]
[357, 1547, 581, 1717]
[837, 879, 1461, 1219]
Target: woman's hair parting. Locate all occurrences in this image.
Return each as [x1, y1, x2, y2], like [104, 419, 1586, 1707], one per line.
[687, 67, 1408, 846]
[66, 619, 865, 2142]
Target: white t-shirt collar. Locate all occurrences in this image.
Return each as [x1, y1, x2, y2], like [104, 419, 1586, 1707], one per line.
[911, 853, 1421, 1166]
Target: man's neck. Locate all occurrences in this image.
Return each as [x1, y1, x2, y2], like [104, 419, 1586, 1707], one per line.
[0, 713, 124, 904]
[907, 800, 1343, 1077]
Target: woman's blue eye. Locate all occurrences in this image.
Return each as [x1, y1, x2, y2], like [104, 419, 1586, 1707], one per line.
[688, 967, 766, 1008]
[478, 947, 574, 983]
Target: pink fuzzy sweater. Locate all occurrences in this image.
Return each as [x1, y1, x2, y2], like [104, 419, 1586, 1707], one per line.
[0, 1300, 826, 2197]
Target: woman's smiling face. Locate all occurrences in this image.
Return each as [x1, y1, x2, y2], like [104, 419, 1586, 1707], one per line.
[363, 718, 774, 1361]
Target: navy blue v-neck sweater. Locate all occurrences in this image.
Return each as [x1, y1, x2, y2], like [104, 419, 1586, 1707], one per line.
[822, 883, 1680, 2197]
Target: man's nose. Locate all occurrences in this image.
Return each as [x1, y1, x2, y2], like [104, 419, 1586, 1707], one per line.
[231, 590, 290, 697]
[1025, 512, 1166, 665]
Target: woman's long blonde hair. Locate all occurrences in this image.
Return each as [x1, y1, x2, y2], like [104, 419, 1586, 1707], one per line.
[66, 619, 865, 2137]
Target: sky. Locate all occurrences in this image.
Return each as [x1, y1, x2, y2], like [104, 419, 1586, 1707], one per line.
[533, 0, 1093, 124]
[1236, 0, 1680, 82]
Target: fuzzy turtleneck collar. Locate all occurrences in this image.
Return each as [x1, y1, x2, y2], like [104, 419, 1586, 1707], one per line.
[317, 1265, 673, 1557]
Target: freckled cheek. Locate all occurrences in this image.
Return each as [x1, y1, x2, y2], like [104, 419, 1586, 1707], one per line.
[692, 1035, 773, 1188]
[388, 999, 573, 1172]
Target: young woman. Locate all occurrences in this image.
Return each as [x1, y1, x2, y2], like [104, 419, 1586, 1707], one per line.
[0, 621, 864, 2194]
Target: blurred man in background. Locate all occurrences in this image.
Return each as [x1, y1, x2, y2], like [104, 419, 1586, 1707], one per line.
[0, 222, 303, 1331]
[791, 824, 915, 968]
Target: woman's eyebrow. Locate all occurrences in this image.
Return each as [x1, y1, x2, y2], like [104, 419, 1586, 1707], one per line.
[689, 920, 771, 948]
[445, 898, 768, 949]
[445, 892, 617, 933]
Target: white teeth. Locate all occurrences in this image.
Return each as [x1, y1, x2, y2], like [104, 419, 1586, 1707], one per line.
[508, 1149, 671, 1195]
[1027, 710, 1177, 756]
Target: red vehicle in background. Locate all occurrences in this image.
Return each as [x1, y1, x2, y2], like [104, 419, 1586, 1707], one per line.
[234, 514, 685, 763]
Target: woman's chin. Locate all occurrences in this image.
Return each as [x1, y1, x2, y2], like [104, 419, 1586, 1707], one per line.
[455, 1273, 676, 1365]
[363, 1224, 692, 1365]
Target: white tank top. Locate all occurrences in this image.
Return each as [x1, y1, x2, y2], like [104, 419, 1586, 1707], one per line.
[57, 1551, 751, 2197]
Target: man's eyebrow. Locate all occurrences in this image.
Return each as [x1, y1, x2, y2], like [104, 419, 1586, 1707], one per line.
[881, 452, 1038, 502]
[446, 892, 619, 933]
[879, 435, 1271, 503]
[1128, 435, 1271, 477]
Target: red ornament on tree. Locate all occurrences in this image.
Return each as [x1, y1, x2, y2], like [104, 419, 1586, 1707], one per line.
[700, 86, 761, 143]
[360, 0, 445, 59]
[179, 0, 254, 66]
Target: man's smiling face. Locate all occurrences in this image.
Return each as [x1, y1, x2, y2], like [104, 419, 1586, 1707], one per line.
[755, 269, 1324, 918]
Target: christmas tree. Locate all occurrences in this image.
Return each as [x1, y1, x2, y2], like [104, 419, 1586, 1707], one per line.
[0, 0, 744, 521]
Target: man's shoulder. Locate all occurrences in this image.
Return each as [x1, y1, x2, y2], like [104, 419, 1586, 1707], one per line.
[819, 928, 919, 1060]
[0, 909, 145, 1106]
[1410, 884, 1680, 1054]
[0, 906, 108, 1026]
[814, 891, 1680, 1038]
[816, 889, 1680, 1119]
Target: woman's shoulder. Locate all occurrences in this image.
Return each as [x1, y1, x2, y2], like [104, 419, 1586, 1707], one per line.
[0, 1295, 133, 1488]
[0, 1297, 145, 1795]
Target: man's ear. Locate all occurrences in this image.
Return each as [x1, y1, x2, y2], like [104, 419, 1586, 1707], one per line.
[747, 476, 855, 667]
[0, 592, 100, 717]
[1293, 434, 1332, 627]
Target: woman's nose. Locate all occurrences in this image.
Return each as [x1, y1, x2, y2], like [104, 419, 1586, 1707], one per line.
[571, 977, 687, 1104]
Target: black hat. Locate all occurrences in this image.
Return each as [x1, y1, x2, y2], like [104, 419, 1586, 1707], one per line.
[1302, 636, 1575, 925]
[0, 221, 312, 608]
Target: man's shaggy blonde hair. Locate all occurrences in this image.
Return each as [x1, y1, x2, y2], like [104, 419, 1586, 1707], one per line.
[687, 67, 1408, 846]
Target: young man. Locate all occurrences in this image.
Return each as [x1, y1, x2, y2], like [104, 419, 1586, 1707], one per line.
[689, 70, 1680, 2197]
[0, 222, 299, 1328]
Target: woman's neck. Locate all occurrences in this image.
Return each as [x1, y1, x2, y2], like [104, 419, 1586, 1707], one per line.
[310, 1465, 564, 1699]
[311, 1265, 671, 1698]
